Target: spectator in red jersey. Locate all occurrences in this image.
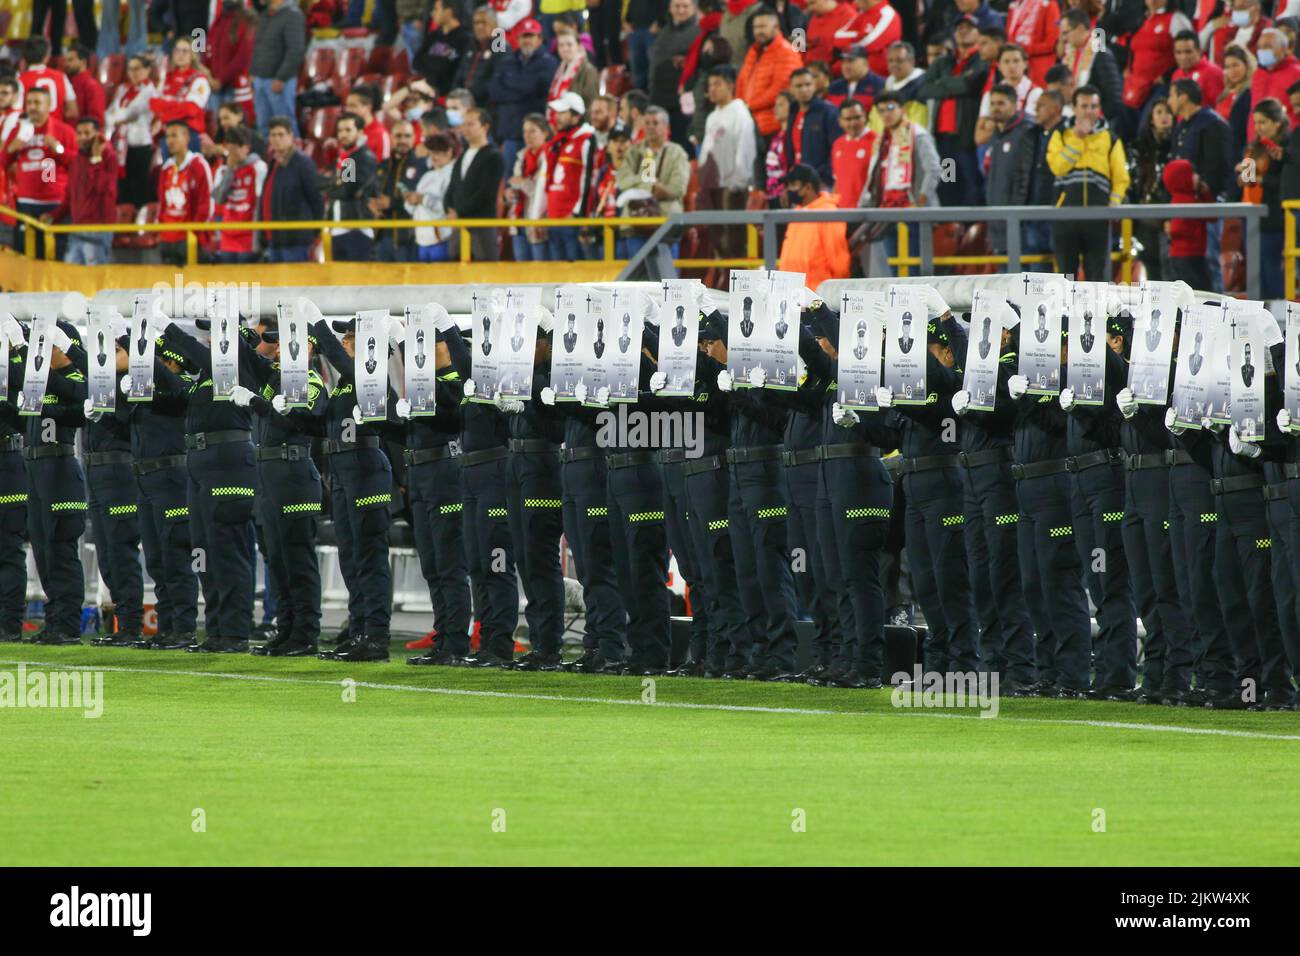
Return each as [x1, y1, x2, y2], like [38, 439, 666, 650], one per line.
[212, 126, 268, 264]
[18, 37, 77, 121]
[1172, 30, 1225, 107]
[543, 90, 594, 261]
[1121, 0, 1193, 137]
[832, 0, 903, 77]
[346, 85, 393, 163]
[1162, 156, 1214, 288]
[507, 113, 552, 262]
[805, 0, 856, 74]
[826, 45, 884, 111]
[51, 117, 118, 265]
[205, 0, 256, 114]
[63, 45, 106, 126]
[322, 112, 380, 262]
[157, 119, 214, 266]
[1005, 0, 1060, 85]
[3, 87, 77, 259]
[151, 36, 212, 151]
[0, 78, 21, 142]
[1250, 27, 1300, 134]
[105, 55, 157, 208]
[831, 97, 874, 208]
[736, 8, 804, 137]
[1206, 0, 1270, 65]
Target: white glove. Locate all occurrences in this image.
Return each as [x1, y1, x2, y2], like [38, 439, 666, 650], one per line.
[649, 370, 667, 393]
[831, 401, 859, 428]
[146, 302, 172, 338]
[1203, 416, 1224, 434]
[230, 385, 256, 407]
[82, 398, 102, 422]
[540, 386, 556, 406]
[50, 326, 72, 353]
[574, 381, 588, 403]
[951, 389, 971, 416]
[748, 365, 767, 387]
[432, 306, 456, 334]
[1007, 374, 1028, 399]
[119, 374, 133, 393]
[717, 370, 734, 392]
[1229, 425, 1262, 458]
[1059, 386, 1075, 411]
[1278, 408, 1293, 433]
[1164, 407, 1186, 435]
[387, 315, 406, 344]
[1, 313, 25, 348]
[595, 385, 610, 406]
[353, 404, 365, 424]
[395, 397, 412, 419]
[1171, 280, 1196, 311]
[493, 390, 523, 414]
[272, 394, 288, 414]
[1116, 387, 1138, 420]
[294, 296, 324, 326]
[110, 315, 129, 339]
[875, 385, 893, 408]
[921, 284, 950, 320]
[463, 377, 476, 398]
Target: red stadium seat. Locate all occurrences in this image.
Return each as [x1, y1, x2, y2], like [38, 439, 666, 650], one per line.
[957, 222, 995, 275]
[600, 65, 630, 98]
[319, 137, 339, 170]
[98, 53, 125, 88]
[380, 72, 410, 99]
[358, 72, 381, 88]
[111, 203, 137, 249]
[310, 106, 341, 141]
[392, 48, 410, 75]
[305, 46, 337, 84]
[131, 203, 160, 250]
[366, 45, 394, 75]
[338, 45, 368, 83]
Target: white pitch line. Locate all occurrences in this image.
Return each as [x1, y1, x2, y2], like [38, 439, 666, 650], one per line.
[5, 658, 1300, 742]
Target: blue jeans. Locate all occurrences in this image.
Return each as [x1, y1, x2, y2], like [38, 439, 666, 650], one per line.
[1206, 219, 1224, 292]
[418, 242, 452, 262]
[512, 233, 548, 261]
[267, 244, 312, 263]
[1021, 220, 1053, 272]
[253, 76, 299, 135]
[501, 139, 522, 187]
[401, 20, 424, 60]
[1262, 229, 1284, 300]
[65, 233, 113, 265]
[376, 234, 417, 262]
[627, 28, 654, 91]
[344, 0, 368, 27]
[547, 226, 582, 261]
[99, 0, 148, 57]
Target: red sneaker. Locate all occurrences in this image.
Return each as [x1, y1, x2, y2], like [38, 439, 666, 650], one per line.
[405, 628, 437, 650]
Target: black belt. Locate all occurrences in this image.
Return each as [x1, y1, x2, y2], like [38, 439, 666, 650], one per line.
[656, 448, 687, 464]
[0, 435, 23, 453]
[782, 448, 821, 467]
[1210, 474, 1266, 495]
[1264, 482, 1289, 501]
[883, 457, 904, 475]
[726, 445, 782, 465]
[820, 443, 881, 461]
[457, 447, 508, 468]
[607, 450, 657, 469]
[559, 446, 603, 464]
[1011, 458, 1069, 481]
[324, 436, 381, 455]
[23, 443, 75, 461]
[1286, 462, 1300, 479]
[403, 445, 454, 466]
[1065, 448, 1120, 473]
[1125, 452, 1169, 472]
[509, 438, 558, 454]
[956, 448, 1010, 468]
[683, 453, 726, 477]
[132, 453, 186, 476]
[84, 450, 133, 467]
[258, 444, 312, 462]
[896, 453, 959, 474]
[1165, 450, 1194, 466]
[185, 429, 252, 451]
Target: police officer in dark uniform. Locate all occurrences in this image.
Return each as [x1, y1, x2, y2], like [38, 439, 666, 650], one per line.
[83, 338, 144, 646]
[1006, 329, 1092, 696]
[230, 325, 329, 657]
[657, 398, 711, 677]
[500, 310, 566, 671]
[397, 315, 474, 665]
[1059, 318, 1138, 699]
[950, 309, 1038, 694]
[123, 335, 201, 650]
[154, 316, 259, 653]
[809, 305, 898, 688]
[0, 316, 29, 643]
[309, 314, 401, 663]
[22, 320, 89, 645]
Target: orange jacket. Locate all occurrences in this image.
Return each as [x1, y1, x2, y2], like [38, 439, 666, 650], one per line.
[737, 35, 804, 137]
[777, 192, 851, 290]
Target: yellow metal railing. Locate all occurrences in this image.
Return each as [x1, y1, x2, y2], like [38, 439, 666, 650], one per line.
[0, 206, 767, 270]
[883, 217, 1135, 277]
[1285, 200, 1300, 301]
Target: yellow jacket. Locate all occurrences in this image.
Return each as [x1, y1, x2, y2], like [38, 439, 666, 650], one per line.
[1046, 120, 1130, 207]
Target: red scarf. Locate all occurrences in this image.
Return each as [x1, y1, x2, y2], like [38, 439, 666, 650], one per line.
[679, 12, 723, 93]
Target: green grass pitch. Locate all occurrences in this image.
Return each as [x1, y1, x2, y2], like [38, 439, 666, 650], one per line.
[2, 643, 1299, 866]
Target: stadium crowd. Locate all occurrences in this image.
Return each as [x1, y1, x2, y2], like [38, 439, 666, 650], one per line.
[3, 0, 1300, 292]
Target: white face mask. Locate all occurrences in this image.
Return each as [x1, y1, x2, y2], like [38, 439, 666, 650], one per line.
[1231, 9, 1251, 26]
[446, 109, 463, 127]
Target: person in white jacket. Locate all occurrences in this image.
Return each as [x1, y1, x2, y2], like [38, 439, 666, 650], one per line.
[696, 64, 756, 259]
[403, 132, 457, 262]
[104, 55, 158, 208]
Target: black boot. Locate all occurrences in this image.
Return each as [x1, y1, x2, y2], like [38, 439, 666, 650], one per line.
[332, 635, 390, 662]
